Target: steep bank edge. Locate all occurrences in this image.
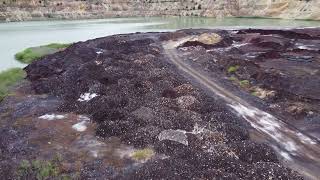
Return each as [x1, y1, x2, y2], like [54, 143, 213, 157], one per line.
[0, 0, 320, 22]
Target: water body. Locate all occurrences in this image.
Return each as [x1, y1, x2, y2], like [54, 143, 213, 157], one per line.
[1, 16, 320, 72]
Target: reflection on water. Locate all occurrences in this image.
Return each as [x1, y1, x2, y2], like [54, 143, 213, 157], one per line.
[145, 17, 320, 29]
[1, 16, 320, 71]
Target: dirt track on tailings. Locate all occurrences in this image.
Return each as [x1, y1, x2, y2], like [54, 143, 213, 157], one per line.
[163, 38, 320, 179]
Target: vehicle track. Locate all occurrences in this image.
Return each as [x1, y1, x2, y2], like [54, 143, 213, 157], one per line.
[163, 39, 320, 180]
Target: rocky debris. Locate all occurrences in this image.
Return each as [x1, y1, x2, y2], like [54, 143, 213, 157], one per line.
[0, 30, 310, 179]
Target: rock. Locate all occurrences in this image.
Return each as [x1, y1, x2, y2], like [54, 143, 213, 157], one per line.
[158, 129, 188, 146]
[192, 33, 222, 45]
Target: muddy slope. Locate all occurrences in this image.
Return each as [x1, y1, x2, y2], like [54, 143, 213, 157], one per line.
[0, 30, 309, 179]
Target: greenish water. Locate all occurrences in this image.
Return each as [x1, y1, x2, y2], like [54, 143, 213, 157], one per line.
[1, 16, 320, 71]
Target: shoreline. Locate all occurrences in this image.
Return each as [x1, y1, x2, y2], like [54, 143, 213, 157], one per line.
[2, 15, 320, 23]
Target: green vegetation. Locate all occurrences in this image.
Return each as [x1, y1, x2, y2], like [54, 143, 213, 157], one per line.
[0, 68, 26, 101]
[45, 43, 71, 49]
[239, 80, 250, 88]
[15, 43, 71, 64]
[228, 76, 238, 82]
[16, 159, 59, 180]
[227, 65, 239, 74]
[228, 76, 251, 89]
[251, 91, 259, 97]
[16, 155, 72, 180]
[131, 148, 155, 161]
[15, 48, 42, 64]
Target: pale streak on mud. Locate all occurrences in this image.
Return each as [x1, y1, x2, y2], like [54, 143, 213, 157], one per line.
[163, 38, 320, 179]
[78, 93, 98, 102]
[39, 114, 66, 121]
[72, 115, 91, 132]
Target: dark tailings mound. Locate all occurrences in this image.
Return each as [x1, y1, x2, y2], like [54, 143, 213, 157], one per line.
[23, 31, 302, 179]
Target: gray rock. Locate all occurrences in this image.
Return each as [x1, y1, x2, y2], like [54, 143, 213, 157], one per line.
[158, 129, 188, 145]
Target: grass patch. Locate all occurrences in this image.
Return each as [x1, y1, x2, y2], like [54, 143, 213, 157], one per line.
[227, 65, 239, 74]
[16, 155, 72, 180]
[15, 48, 42, 64]
[17, 159, 59, 180]
[131, 148, 155, 161]
[45, 43, 71, 49]
[251, 91, 259, 97]
[228, 76, 238, 82]
[15, 43, 71, 64]
[228, 76, 251, 89]
[0, 68, 26, 101]
[239, 80, 250, 88]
